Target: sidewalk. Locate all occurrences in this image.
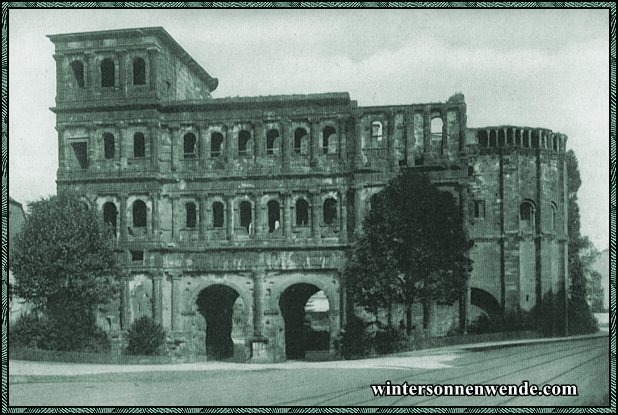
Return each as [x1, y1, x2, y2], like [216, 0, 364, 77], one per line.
[8, 332, 607, 381]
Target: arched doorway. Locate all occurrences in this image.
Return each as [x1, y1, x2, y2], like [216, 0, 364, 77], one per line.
[196, 285, 246, 360]
[279, 283, 330, 360]
[469, 288, 503, 332]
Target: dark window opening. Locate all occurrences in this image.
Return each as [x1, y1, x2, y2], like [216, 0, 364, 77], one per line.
[184, 133, 197, 159]
[498, 129, 505, 147]
[103, 202, 117, 234]
[268, 200, 280, 233]
[296, 199, 309, 226]
[71, 142, 88, 169]
[133, 132, 145, 158]
[371, 121, 383, 145]
[131, 250, 144, 262]
[238, 130, 251, 156]
[550, 203, 557, 232]
[103, 133, 115, 159]
[478, 130, 488, 147]
[531, 131, 540, 148]
[266, 129, 280, 156]
[506, 129, 514, 146]
[132, 57, 146, 86]
[489, 130, 497, 147]
[323, 198, 337, 225]
[322, 126, 336, 154]
[211, 132, 223, 157]
[520, 201, 535, 230]
[240, 201, 252, 232]
[186, 202, 197, 228]
[515, 130, 522, 146]
[294, 128, 308, 155]
[212, 202, 224, 228]
[70, 60, 85, 88]
[100, 58, 115, 87]
[133, 200, 147, 228]
[431, 118, 443, 141]
[473, 200, 486, 219]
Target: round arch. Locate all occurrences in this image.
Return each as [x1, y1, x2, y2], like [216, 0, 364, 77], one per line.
[470, 287, 503, 326]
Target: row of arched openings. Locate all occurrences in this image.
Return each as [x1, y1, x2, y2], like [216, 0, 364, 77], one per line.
[102, 198, 339, 235]
[478, 129, 561, 151]
[102, 132, 146, 160]
[519, 200, 558, 231]
[70, 57, 146, 89]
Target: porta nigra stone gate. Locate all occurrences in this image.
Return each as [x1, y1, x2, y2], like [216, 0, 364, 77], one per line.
[48, 27, 569, 362]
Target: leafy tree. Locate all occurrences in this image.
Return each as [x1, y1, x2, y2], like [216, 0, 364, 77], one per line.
[565, 150, 598, 334]
[345, 171, 473, 335]
[125, 316, 166, 356]
[10, 193, 121, 348]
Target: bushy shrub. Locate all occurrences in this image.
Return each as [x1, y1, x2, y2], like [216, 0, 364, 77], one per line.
[125, 316, 166, 356]
[9, 312, 48, 348]
[335, 314, 372, 359]
[373, 326, 408, 355]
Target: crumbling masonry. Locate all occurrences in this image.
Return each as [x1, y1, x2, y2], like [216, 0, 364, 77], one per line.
[48, 27, 569, 362]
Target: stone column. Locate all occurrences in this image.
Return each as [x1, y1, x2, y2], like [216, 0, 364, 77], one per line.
[119, 193, 128, 241]
[423, 110, 431, 154]
[225, 195, 234, 241]
[282, 119, 291, 171]
[170, 125, 180, 171]
[339, 189, 348, 242]
[53, 53, 65, 100]
[118, 122, 128, 169]
[253, 193, 262, 237]
[121, 275, 131, 330]
[310, 118, 321, 167]
[441, 109, 448, 155]
[338, 116, 347, 163]
[117, 49, 127, 95]
[150, 192, 159, 239]
[84, 52, 95, 91]
[152, 272, 163, 325]
[526, 129, 532, 148]
[283, 192, 292, 239]
[225, 124, 234, 163]
[147, 47, 159, 93]
[199, 195, 207, 240]
[171, 195, 179, 242]
[354, 115, 364, 169]
[252, 271, 264, 337]
[149, 122, 159, 168]
[353, 187, 363, 236]
[170, 272, 182, 332]
[198, 125, 208, 169]
[87, 123, 98, 168]
[387, 111, 396, 169]
[56, 125, 67, 170]
[254, 121, 264, 161]
[311, 191, 320, 239]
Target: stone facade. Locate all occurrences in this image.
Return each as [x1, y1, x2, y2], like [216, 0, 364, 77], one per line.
[48, 27, 568, 362]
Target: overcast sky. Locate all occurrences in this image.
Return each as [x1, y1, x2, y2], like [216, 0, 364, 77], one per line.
[7, 8, 610, 250]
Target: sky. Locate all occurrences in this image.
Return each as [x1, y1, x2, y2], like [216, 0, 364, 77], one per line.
[7, 7, 610, 251]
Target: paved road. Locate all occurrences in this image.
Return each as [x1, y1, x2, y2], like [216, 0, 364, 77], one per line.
[9, 336, 610, 407]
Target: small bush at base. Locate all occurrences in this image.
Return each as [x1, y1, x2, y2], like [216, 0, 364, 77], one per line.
[125, 316, 166, 356]
[335, 314, 373, 359]
[9, 312, 48, 348]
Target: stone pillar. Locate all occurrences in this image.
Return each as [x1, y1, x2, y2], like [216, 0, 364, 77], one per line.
[170, 272, 182, 332]
[152, 272, 163, 325]
[118, 122, 128, 169]
[338, 116, 347, 163]
[121, 275, 131, 330]
[149, 122, 158, 168]
[117, 49, 127, 95]
[339, 189, 348, 242]
[119, 193, 128, 241]
[441, 109, 448, 155]
[225, 124, 234, 162]
[199, 195, 207, 240]
[282, 119, 291, 171]
[150, 192, 159, 239]
[311, 191, 320, 239]
[387, 111, 396, 169]
[85, 52, 95, 91]
[353, 187, 363, 236]
[310, 118, 321, 167]
[87, 124, 98, 168]
[252, 271, 264, 337]
[526, 129, 531, 148]
[56, 125, 67, 170]
[171, 196, 179, 242]
[253, 193, 262, 237]
[170, 125, 180, 171]
[147, 47, 158, 93]
[283, 192, 292, 239]
[198, 125, 208, 169]
[254, 121, 264, 161]
[226, 195, 234, 241]
[53, 53, 64, 100]
[354, 115, 364, 168]
[423, 110, 431, 154]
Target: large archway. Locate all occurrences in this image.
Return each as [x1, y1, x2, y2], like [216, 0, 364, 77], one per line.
[196, 284, 246, 360]
[278, 283, 330, 360]
[470, 288, 503, 331]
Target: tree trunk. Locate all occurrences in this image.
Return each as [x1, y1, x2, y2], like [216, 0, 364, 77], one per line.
[405, 303, 413, 336]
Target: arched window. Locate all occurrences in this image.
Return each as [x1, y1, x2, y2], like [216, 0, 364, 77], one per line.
[184, 133, 197, 159]
[239, 201, 252, 232]
[371, 121, 383, 145]
[103, 133, 115, 159]
[520, 200, 535, 231]
[100, 58, 115, 87]
[294, 128, 308, 155]
[268, 200, 280, 233]
[238, 130, 251, 156]
[266, 129, 280, 156]
[323, 198, 337, 225]
[550, 202, 558, 232]
[478, 130, 489, 147]
[322, 126, 336, 154]
[211, 132, 224, 157]
[133, 132, 145, 158]
[431, 117, 443, 141]
[132, 200, 147, 228]
[185, 202, 197, 228]
[70, 60, 85, 88]
[212, 201, 224, 228]
[132, 57, 146, 86]
[296, 199, 309, 226]
[103, 202, 117, 234]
